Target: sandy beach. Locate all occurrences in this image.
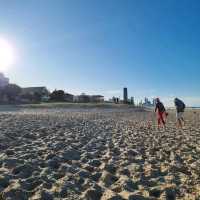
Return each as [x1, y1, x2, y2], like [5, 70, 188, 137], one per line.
[0, 106, 200, 200]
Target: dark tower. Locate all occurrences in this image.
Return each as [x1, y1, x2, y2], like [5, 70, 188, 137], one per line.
[123, 87, 128, 104]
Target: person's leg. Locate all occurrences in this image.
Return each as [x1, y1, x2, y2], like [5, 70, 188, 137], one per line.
[160, 112, 166, 127]
[176, 112, 179, 128]
[178, 118, 182, 128]
[157, 112, 161, 128]
[158, 117, 161, 127]
[177, 112, 182, 128]
[181, 118, 185, 126]
[158, 112, 165, 128]
[180, 112, 185, 126]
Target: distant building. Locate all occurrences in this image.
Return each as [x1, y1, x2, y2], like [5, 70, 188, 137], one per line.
[142, 97, 154, 107]
[74, 94, 104, 103]
[112, 96, 120, 104]
[22, 87, 49, 97]
[123, 87, 128, 104]
[90, 95, 104, 103]
[64, 93, 74, 102]
[76, 94, 90, 103]
[139, 100, 143, 107]
[0, 73, 9, 88]
[152, 98, 156, 106]
[130, 97, 135, 105]
[73, 95, 79, 102]
[41, 96, 50, 102]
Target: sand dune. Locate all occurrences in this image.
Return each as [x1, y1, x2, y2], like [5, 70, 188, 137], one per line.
[0, 107, 199, 200]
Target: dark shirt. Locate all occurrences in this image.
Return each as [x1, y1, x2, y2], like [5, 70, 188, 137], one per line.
[175, 99, 185, 113]
[155, 102, 165, 113]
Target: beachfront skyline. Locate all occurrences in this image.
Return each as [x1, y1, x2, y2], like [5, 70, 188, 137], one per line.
[0, 0, 200, 106]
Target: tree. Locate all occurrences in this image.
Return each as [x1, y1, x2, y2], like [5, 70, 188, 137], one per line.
[50, 90, 65, 101]
[3, 84, 22, 102]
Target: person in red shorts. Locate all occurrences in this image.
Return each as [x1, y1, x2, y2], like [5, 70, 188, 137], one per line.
[155, 98, 166, 129]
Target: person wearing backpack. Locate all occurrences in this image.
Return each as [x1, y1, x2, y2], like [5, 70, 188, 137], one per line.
[155, 98, 166, 129]
[174, 98, 185, 128]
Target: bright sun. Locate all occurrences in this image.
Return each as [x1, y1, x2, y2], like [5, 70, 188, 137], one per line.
[0, 38, 15, 72]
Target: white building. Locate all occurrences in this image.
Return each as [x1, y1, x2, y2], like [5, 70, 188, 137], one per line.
[22, 87, 49, 96]
[0, 73, 9, 88]
[73, 94, 104, 103]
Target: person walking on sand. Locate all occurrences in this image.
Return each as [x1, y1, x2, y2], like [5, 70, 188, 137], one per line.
[155, 98, 166, 129]
[174, 98, 185, 128]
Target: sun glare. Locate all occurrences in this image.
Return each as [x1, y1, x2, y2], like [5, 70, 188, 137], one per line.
[0, 38, 15, 72]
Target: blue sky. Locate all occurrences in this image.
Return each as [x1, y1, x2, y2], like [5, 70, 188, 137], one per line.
[0, 0, 200, 106]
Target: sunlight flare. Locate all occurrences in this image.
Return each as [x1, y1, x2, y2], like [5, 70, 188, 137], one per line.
[0, 38, 15, 71]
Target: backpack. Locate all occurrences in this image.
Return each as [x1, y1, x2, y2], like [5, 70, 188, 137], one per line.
[176, 99, 185, 112]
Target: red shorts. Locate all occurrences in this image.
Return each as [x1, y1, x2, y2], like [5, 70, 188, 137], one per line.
[157, 111, 165, 125]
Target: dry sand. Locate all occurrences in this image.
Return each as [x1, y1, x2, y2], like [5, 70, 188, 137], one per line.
[0, 106, 200, 200]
